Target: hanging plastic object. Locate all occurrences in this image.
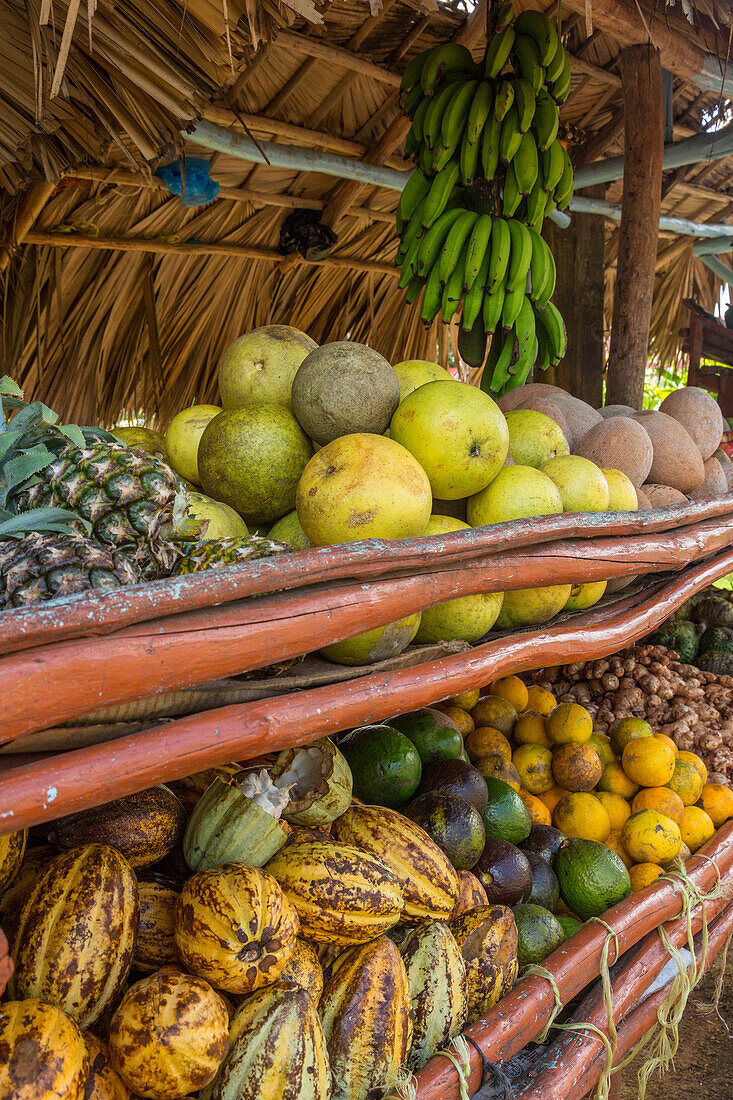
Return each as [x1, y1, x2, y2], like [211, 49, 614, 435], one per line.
[156, 158, 220, 208]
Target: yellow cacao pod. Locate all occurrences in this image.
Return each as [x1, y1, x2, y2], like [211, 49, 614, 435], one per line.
[331, 803, 459, 922]
[213, 981, 331, 1100]
[450, 904, 518, 1025]
[279, 938, 324, 1004]
[266, 841, 403, 945]
[109, 967, 229, 1100]
[0, 998, 89, 1100]
[82, 1033, 133, 1100]
[133, 875, 180, 972]
[450, 870, 489, 921]
[319, 936, 412, 1100]
[9, 845, 139, 1029]
[175, 863, 299, 994]
[0, 828, 27, 894]
[183, 777, 289, 872]
[398, 919, 468, 1071]
[0, 847, 54, 948]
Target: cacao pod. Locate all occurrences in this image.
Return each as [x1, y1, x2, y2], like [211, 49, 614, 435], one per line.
[271, 738, 353, 826]
[450, 904, 518, 1025]
[279, 938, 324, 1004]
[331, 804, 459, 922]
[398, 920, 468, 1070]
[451, 870, 489, 921]
[183, 777, 289, 872]
[10, 845, 139, 1028]
[212, 982, 331, 1100]
[82, 1033, 132, 1100]
[47, 787, 186, 869]
[109, 967, 229, 1100]
[266, 841, 403, 945]
[319, 936, 412, 1100]
[134, 874, 180, 972]
[0, 846, 55, 957]
[0, 828, 27, 894]
[0, 998, 89, 1100]
[175, 863, 299, 994]
[169, 765, 243, 815]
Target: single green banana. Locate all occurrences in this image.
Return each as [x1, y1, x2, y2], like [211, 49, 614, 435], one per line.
[528, 227, 550, 303]
[480, 113, 502, 179]
[396, 170, 432, 229]
[513, 130, 539, 195]
[462, 246, 493, 330]
[536, 300, 567, 361]
[512, 293, 537, 370]
[457, 312, 488, 368]
[507, 330, 538, 388]
[485, 25, 515, 78]
[403, 81, 425, 118]
[549, 49, 572, 103]
[459, 129, 481, 185]
[487, 329, 517, 392]
[421, 263, 444, 326]
[419, 144, 434, 177]
[424, 81, 461, 149]
[502, 162, 522, 216]
[486, 216, 512, 294]
[398, 196, 426, 258]
[495, 1, 515, 34]
[512, 78, 537, 133]
[441, 79, 480, 149]
[482, 281, 506, 335]
[554, 147, 574, 209]
[463, 214, 493, 291]
[421, 43, 476, 96]
[524, 177, 548, 228]
[421, 161, 461, 228]
[442, 260, 466, 323]
[401, 49, 431, 92]
[512, 34, 544, 93]
[417, 206, 465, 274]
[467, 81, 495, 144]
[545, 38, 567, 83]
[535, 322, 552, 372]
[493, 79, 515, 122]
[397, 235, 423, 288]
[499, 104, 522, 163]
[501, 284, 525, 329]
[544, 191, 557, 217]
[536, 247, 557, 311]
[439, 209, 478, 283]
[533, 89, 559, 151]
[404, 274, 426, 304]
[411, 94, 432, 144]
[505, 219, 533, 293]
[514, 10, 559, 68]
[404, 127, 418, 159]
[541, 139, 565, 191]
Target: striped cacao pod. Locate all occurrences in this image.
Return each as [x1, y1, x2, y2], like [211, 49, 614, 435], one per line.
[133, 874, 180, 972]
[0, 998, 89, 1100]
[331, 804, 459, 922]
[451, 870, 489, 921]
[82, 1032, 133, 1100]
[266, 841, 403, 945]
[47, 787, 186, 870]
[183, 777, 289, 872]
[279, 938, 324, 1004]
[212, 981, 331, 1100]
[320, 936, 412, 1100]
[271, 738, 353, 826]
[9, 845, 139, 1028]
[450, 904, 518, 1025]
[109, 967, 229, 1100]
[175, 863, 299, 994]
[398, 920, 468, 1071]
[0, 828, 27, 894]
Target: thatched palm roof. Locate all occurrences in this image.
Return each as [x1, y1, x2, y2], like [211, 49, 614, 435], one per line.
[2, 0, 733, 423]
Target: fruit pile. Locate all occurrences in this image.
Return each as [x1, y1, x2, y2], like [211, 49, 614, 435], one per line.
[396, 5, 572, 392]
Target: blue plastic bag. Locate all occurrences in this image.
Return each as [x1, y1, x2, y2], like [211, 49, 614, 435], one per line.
[156, 158, 220, 208]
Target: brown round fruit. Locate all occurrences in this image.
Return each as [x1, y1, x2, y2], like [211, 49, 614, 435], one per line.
[574, 417, 653, 488]
[473, 838, 532, 906]
[631, 411, 704, 494]
[660, 387, 725, 460]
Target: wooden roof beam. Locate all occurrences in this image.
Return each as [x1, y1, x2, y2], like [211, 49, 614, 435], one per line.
[273, 31, 403, 88]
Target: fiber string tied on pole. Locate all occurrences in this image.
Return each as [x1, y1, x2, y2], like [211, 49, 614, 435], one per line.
[432, 1036, 473, 1100]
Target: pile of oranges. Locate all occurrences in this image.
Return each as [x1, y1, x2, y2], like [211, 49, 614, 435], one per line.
[438, 675, 733, 892]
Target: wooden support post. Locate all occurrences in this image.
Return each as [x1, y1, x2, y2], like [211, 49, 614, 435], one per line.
[545, 184, 606, 406]
[606, 45, 664, 408]
[0, 182, 55, 274]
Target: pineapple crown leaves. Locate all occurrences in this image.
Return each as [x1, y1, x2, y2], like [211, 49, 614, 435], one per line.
[0, 506, 89, 540]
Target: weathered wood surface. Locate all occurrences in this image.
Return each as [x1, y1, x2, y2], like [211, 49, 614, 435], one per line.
[3, 498, 733, 657]
[2, 515, 733, 745]
[1, 544, 732, 834]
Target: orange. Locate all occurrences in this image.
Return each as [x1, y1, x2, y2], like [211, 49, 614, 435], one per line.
[519, 789, 552, 827]
[587, 733, 616, 768]
[621, 738, 676, 787]
[699, 782, 733, 828]
[654, 733, 678, 756]
[464, 726, 513, 766]
[540, 785, 571, 815]
[488, 675, 529, 713]
[553, 792, 611, 842]
[551, 743, 602, 792]
[447, 689, 480, 710]
[514, 712, 552, 749]
[512, 744, 554, 795]
[666, 759, 704, 806]
[595, 792, 632, 831]
[470, 696, 517, 737]
[679, 806, 715, 853]
[629, 863, 662, 891]
[622, 810, 681, 864]
[474, 754, 521, 792]
[436, 704, 475, 736]
[676, 751, 707, 786]
[525, 685, 557, 716]
[606, 829, 633, 869]
[609, 717, 653, 756]
[597, 761, 639, 800]
[546, 703, 593, 746]
[631, 787, 685, 826]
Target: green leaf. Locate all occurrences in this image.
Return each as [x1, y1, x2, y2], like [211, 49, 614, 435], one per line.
[0, 378, 23, 398]
[3, 451, 56, 493]
[0, 507, 88, 538]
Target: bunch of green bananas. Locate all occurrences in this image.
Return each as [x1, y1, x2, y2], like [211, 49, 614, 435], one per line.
[396, 5, 573, 396]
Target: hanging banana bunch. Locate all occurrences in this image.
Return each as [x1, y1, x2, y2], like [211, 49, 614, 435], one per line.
[396, 3, 572, 396]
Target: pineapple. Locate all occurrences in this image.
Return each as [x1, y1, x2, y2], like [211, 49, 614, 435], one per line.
[0, 531, 141, 609]
[176, 536, 292, 574]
